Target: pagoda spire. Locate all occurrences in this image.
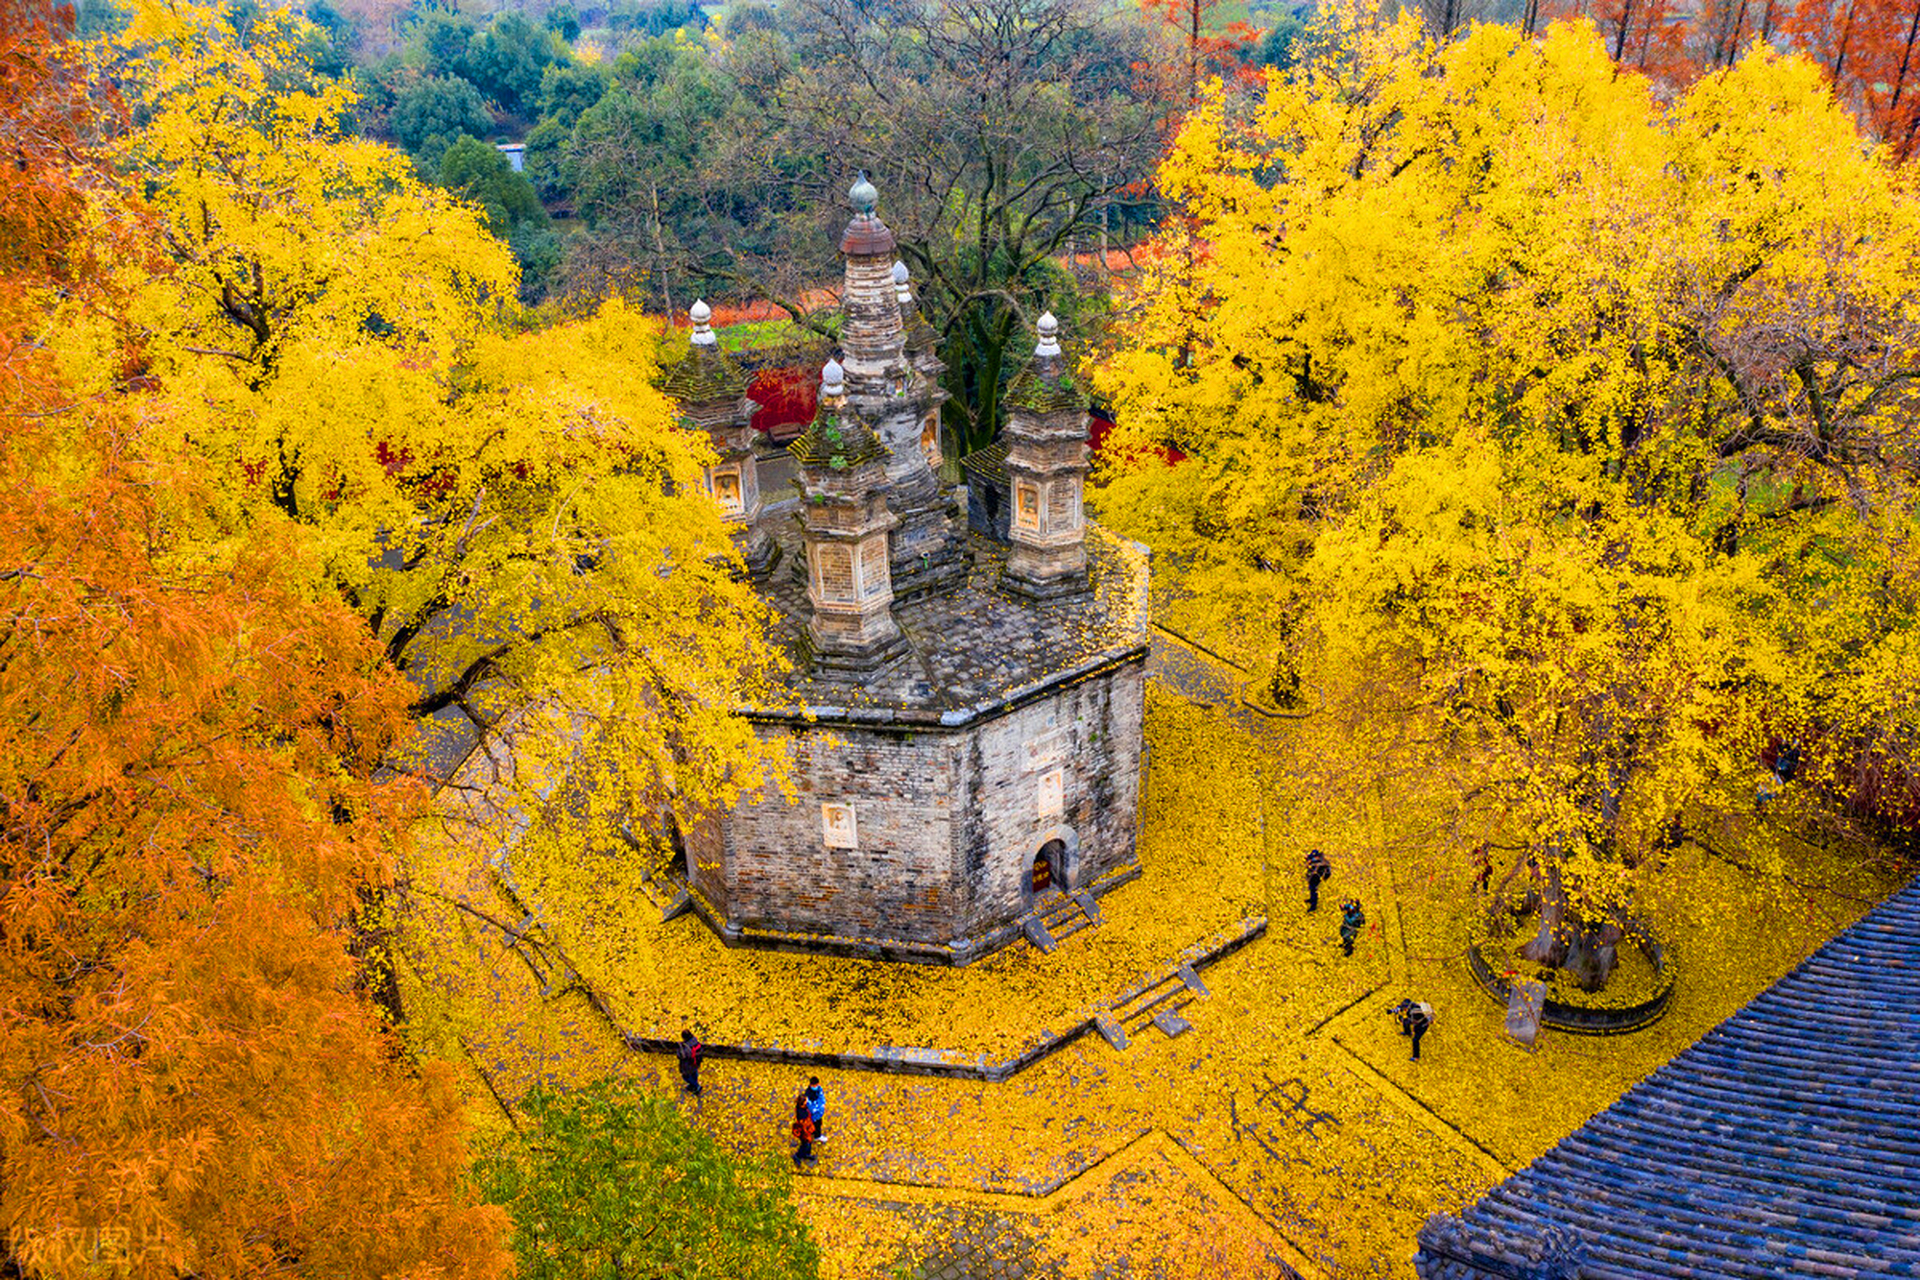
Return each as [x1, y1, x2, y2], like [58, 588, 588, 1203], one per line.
[818, 176, 968, 602]
[837, 172, 907, 393]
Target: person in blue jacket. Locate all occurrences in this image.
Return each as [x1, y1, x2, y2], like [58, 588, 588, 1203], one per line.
[803, 1076, 827, 1142]
[1339, 899, 1366, 956]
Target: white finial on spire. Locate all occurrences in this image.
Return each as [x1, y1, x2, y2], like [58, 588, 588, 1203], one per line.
[893, 260, 912, 307]
[689, 298, 715, 346]
[821, 357, 846, 398]
[1035, 311, 1061, 358]
[849, 171, 878, 215]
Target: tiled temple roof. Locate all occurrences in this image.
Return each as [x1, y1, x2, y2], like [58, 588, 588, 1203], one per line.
[904, 310, 940, 357]
[960, 441, 1008, 484]
[1414, 874, 1920, 1279]
[1003, 351, 1089, 414]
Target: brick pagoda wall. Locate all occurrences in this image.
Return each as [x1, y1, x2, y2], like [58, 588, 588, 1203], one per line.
[688, 653, 1147, 964]
[953, 660, 1146, 944]
[693, 726, 961, 955]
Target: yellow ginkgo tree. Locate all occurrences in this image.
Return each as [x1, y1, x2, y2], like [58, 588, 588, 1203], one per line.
[91, 0, 786, 1008]
[1099, 4, 1920, 988]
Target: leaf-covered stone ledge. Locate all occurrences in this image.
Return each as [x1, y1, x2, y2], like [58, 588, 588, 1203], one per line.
[610, 916, 1268, 1082]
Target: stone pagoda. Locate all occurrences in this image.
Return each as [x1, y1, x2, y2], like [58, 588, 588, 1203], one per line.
[787, 359, 907, 671]
[663, 177, 1151, 966]
[895, 259, 947, 471]
[1001, 312, 1092, 599]
[660, 297, 773, 575]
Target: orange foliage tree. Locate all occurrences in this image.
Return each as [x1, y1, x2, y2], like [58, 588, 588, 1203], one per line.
[1139, 0, 1263, 101]
[0, 7, 510, 1277]
[1791, 0, 1920, 158]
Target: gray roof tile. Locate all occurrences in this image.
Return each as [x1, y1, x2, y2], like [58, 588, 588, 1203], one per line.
[1414, 875, 1920, 1279]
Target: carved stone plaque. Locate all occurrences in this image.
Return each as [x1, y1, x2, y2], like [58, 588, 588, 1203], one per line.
[821, 803, 858, 849]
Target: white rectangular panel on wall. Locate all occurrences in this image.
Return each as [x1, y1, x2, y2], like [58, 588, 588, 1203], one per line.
[1037, 768, 1064, 820]
[821, 802, 858, 849]
[1024, 729, 1065, 772]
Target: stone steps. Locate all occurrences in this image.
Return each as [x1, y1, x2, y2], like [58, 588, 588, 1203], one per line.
[1021, 889, 1104, 953]
[1097, 961, 1212, 1050]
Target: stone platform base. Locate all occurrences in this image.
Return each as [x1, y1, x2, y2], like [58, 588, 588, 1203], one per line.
[686, 862, 1142, 967]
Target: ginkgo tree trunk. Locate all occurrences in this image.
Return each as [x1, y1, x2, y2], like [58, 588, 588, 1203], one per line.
[1098, 2, 1920, 991]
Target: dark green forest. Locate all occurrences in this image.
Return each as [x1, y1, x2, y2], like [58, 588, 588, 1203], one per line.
[78, 0, 1312, 447]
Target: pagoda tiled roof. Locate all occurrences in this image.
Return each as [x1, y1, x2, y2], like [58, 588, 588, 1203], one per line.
[1414, 874, 1920, 1279]
[904, 310, 940, 356]
[1004, 351, 1089, 414]
[787, 408, 889, 471]
[840, 212, 896, 256]
[660, 343, 750, 403]
[959, 441, 1007, 484]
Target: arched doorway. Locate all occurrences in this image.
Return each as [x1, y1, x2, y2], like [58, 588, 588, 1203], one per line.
[1030, 838, 1066, 899]
[665, 813, 689, 881]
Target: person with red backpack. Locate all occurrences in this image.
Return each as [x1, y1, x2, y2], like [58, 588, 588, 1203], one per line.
[803, 1076, 827, 1142]
[677, 1029, 704, 1098]
[791, 1092, 818, 1169]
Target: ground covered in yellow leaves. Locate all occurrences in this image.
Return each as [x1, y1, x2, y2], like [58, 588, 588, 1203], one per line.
[544, 685, 1267, 1065]
[395, 622, 1905, 1278]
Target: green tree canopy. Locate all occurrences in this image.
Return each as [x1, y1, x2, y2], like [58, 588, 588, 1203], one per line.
[411, 6, 477, 78]
[476, 1081, 821, 1280]
[463, 11, 563, 119]
[545, 2, 580, 42]
[389, 72, 492, 158]
[440, 133, 548, 235]
[537, 57, 609, 131]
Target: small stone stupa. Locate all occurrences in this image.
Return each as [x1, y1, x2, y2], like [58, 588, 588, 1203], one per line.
[661, 297, 774, 576]
[1000, 312, 1092, 598]
[788, 358, 907, 671]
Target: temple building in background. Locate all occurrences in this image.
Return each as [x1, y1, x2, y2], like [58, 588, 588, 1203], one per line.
[661, 176, 1151, 964]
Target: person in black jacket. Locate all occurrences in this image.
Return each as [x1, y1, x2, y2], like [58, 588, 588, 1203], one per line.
[677, 1028, 703, 1097]
[1393, 999, 1435, 1060]
[1305, 849, 1333, 912]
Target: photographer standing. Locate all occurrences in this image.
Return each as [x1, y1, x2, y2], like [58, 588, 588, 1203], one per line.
[1393, 999, 1435, 1061]
[1338, 898, 1366, 956]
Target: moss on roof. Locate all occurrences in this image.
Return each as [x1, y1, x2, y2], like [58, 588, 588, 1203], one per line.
[1004, 352, 1089, 414]
[960, 441, 1008, 484]
[905, 311, 940, 357]
[788, 409, 890, 471]
[660, 344, 751, 404]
